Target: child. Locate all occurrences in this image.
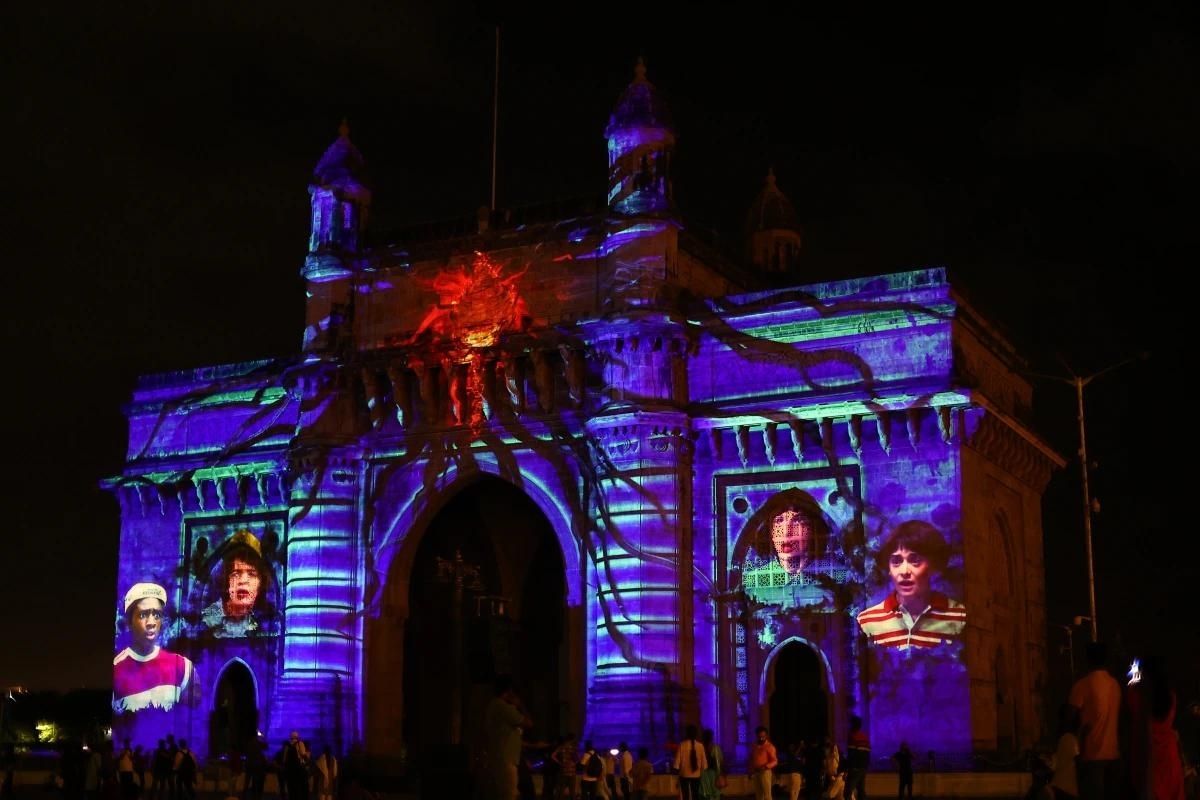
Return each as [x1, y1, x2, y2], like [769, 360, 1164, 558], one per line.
[1049, 705, 1080, 799]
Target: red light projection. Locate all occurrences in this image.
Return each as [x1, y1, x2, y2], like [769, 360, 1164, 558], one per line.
[406, 251, 530, 350]
[402, 252, 533, 435]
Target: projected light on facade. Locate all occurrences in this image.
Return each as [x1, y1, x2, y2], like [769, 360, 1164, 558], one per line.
[106, 61, 1059, 771]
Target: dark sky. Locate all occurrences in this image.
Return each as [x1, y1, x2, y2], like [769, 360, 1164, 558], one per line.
[6, 3, 1196, 703]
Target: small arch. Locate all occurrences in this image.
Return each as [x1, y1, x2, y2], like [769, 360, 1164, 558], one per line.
[761, 637, 833, 750]
[211, 657, 259, 707]
[759, 635, 836, 705]
[210, 659, 259, 757]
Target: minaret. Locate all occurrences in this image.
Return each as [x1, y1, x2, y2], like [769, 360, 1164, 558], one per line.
[302, 120, 370, 354]
[745, 167, 802, 274]
[604, 57, 676, 216]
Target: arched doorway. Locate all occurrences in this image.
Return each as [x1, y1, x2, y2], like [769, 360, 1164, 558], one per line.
[210, 660, 257, 757]
[767, 641, 829, 750]
[402, 479, 567, 773]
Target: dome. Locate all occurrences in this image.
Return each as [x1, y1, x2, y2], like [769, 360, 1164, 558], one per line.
[745, 169, 801, 233]
[605, 58, 674, 138]
[313, 120, 367, 187]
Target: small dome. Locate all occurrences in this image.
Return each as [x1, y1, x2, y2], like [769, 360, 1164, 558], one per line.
[313, 120, 367, 187]
[745, 169, 801, 233]
[605, 58, 674, 137]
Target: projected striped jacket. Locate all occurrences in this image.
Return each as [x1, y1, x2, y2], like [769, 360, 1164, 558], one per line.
[856, 592, 966, 649]
[112, 646, 193, 713]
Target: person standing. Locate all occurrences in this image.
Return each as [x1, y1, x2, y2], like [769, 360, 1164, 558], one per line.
[892, 743, 914, 800]
[615, 742, 633, 800]
[551, 735, 577, 800]
[1048, 706, 1080, 800]
[281, 733, 309, 800]
[1067, 643, 1121, 800]
[243, 738, 267, 800]
[629, 749, 653, 800]
[845, 716, 870, 800]
[777, 742, 803, 800]
[578, 742, 602, 800]
[483, 676, 533, 800]
[672, 725, 708, 800]
[312, 747, 337, 800]
[749, 726, 778, 800]
[172, 742, 196, 800]
[698, 729, 724, 800]
[1125, 657, 1185, 800]
[117, 740, 136, 800]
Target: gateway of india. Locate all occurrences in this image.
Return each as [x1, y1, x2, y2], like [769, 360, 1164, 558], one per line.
[107, 60, 1063, 773]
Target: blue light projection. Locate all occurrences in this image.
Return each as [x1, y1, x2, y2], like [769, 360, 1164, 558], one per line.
[106, 62, 1054, 773]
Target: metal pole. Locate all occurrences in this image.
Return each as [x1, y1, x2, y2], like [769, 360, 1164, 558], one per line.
[1075, 377, 1099, 641]
[490, 25, 500, 212]
[449, 550, 464, 746]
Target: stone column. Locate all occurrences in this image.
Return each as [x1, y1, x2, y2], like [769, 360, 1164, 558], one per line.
[581, 318, 695, 746]
[271, 449, 362, 752]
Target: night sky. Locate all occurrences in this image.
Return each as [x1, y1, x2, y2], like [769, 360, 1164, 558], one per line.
[7, 3, 1196, 707]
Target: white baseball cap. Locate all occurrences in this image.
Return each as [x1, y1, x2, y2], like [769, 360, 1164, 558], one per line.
[124, 582, 167, 614]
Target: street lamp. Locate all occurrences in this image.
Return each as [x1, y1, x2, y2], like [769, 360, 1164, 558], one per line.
[1057, 624, 1075, 677]
[434, 548, 484, 746]
[1027, 353, 1148, 642]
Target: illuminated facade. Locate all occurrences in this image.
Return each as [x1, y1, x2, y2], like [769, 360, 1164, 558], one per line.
[106, 63, 1062, 770]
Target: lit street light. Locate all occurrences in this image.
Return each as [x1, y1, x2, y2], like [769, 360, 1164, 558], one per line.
[1028, 353, 1149, 642]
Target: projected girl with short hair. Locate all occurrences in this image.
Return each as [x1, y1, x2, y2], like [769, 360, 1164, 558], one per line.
[856, 520, 966, 650]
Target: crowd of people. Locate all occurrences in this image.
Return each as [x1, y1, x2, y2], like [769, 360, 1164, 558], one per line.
[483, 675, 919, 800]
[44, 732, 345, 800]
[1030, 642, 1196, 800]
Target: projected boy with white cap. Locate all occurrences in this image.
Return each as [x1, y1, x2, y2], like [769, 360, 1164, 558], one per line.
[113, 582, 195, 714]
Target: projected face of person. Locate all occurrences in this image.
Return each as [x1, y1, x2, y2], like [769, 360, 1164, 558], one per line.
[888, 547, 932, 610]
[129, 598, 164, 654]
[770, 509, 813, 575]
[225, 558, 261, 619]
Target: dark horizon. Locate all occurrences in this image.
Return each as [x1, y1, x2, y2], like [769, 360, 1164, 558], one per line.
[5, 2, 1195, 707]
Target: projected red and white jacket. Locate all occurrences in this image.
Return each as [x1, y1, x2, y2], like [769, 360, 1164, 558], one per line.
[856, 592, 966, 650]
[112, 646, 194, 714]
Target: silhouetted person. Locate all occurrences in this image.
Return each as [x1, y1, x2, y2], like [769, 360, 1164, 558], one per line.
[172, 741, 196, 800]
[845, 715, 870, 800]
[892, 743, 914, 800]
[484, 675, 532, 800]
[1125, 656, 1185, 800]
[1067, 643, 1121, 800]
[281, 733, 309, 800]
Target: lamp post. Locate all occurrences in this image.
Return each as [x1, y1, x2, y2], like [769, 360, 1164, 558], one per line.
[434, 548, 484, 746]
[1057, 624, 1075, 677]
[1027, 353, 1147, 642]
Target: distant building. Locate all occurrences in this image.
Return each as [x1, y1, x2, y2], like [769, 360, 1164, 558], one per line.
[105, 61, 1062, 770]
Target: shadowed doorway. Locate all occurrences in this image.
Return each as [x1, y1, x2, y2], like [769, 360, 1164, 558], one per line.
[402, 479, 566, 777]
[211, 660, 257, 757]
[768, 641, 828, 750]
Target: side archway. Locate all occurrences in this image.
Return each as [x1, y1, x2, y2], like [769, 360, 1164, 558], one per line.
[210, 658, 258, 757]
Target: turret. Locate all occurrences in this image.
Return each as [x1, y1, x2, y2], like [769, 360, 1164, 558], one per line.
[304, 120, 371, 281]
[604, 58, 676, 216]
[302, 121, 370, 354]
[745, 168, 802, 274]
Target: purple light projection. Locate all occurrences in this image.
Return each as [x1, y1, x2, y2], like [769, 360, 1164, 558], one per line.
[106, 62, 1054, 772]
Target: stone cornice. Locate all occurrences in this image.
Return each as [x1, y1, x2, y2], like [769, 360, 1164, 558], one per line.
[962, 407, 1063, 491]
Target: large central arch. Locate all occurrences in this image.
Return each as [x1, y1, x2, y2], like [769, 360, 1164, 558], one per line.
[364, 471, 586, 776]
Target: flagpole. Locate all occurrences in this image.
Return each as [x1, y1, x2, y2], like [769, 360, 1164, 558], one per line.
[491, 25, 500, 212]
